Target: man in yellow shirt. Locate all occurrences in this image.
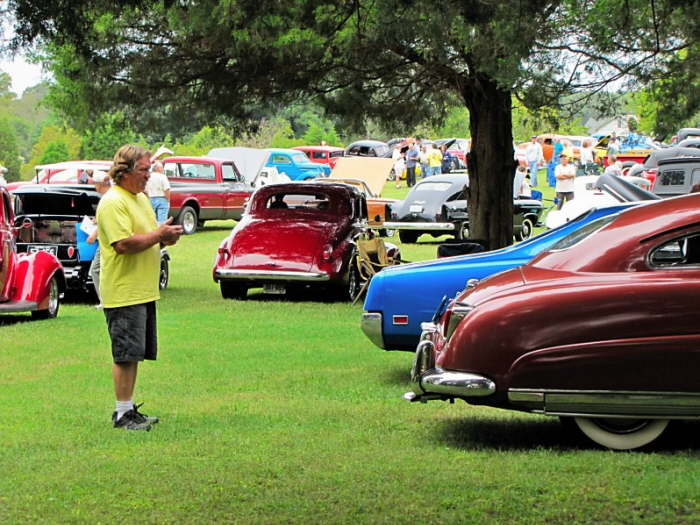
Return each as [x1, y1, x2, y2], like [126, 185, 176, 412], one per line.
[97, 145, 183, 431]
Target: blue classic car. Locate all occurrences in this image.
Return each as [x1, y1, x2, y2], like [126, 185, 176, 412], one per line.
[362, 202, 644, 351]
[265, 149, 328, 180]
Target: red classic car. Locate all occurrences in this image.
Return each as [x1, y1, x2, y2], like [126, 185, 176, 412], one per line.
[406, 192, 700, 450]
[0, 186, 65, 319]
[292, 145, 345, 170]
[213, 182, 381, 300]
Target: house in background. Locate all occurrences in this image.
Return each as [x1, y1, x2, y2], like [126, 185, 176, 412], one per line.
[584, 115, 637, 137]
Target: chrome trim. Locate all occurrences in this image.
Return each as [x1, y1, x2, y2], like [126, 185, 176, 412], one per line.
[508, 388, 700, 418]
[214, 269, 330, 282]
[0, 300, 38, 313]
[420, 370, 496, 397]
[444, 302, 474, 340]
[382, 221, 455, 231]
[361, 312, 385, 349]
[419, 322, 438, 338]
[466, 278, 479, 289]
[407, 339, 496, 401]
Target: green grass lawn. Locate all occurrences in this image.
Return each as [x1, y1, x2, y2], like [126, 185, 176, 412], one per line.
[2, 180, 700, 524]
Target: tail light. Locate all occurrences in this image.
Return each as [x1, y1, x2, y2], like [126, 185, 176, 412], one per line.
[321, 245, 333, 262]
[444, 302, 475, 339]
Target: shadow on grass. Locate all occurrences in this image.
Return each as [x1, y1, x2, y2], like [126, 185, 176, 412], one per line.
[379, 363, 412, 387]
[435, 415, 700, 453]
[0, 313, 34, 325]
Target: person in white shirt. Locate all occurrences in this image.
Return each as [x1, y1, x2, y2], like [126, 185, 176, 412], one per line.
[525, 136, 544, 187]
[145, 161, 171, 224]
[578, 139, 595, 175]
[554, 154, 576, 209]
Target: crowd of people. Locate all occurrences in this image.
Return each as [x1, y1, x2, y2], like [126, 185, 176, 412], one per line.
[391, 138, 455, 188]
[514, 134, 623, 210]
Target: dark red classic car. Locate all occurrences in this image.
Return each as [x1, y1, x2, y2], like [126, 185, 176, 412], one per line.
[406, 193, 700, 450]
[213, 182, 379, 300]
[0, 186, 65, 320]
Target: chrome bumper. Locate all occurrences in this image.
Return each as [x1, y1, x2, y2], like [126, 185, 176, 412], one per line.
[382, 221, 455, 231]
[214, 269, 330, 282]
[361, 312, 385, 349]
[404, 333, 495, 402]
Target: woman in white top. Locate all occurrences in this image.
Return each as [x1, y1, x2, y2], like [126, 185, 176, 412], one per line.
[554, 154, 576, 209]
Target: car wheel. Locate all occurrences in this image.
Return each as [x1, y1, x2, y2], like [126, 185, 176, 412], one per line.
[159, 256, 169, 290]
[451, 158, 459, 171]
[399, 230, 419, 243]
[346, 262, 362, 302]
[220, 281, 248, 300]
[573, 417, 669, 450]
[31, 275, 60, 320]
[455, 222, 470, 241]
[177, 206, 198, 235]
[517, 218, 534, 241]
[388, 169, 396, 181]
[380, 228, 396, 238]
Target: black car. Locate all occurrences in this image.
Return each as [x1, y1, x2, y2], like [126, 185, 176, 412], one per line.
[345, 140, 391, 158]
[12, 185, 170, 295]
[383, 173, 543, 243]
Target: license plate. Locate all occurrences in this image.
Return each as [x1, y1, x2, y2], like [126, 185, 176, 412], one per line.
[27, 245, 57, 256]
[409, 204, 423, 213]
[263, 283, 287, 294]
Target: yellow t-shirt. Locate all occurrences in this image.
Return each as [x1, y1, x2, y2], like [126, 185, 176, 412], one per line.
[96, 185, 160, 308]
[428, 149, 442, 168]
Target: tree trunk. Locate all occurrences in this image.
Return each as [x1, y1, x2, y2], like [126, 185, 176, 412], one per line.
[462, 75, 514, 250]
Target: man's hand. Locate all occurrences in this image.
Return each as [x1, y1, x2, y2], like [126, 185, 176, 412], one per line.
[158, 217, 183, 246]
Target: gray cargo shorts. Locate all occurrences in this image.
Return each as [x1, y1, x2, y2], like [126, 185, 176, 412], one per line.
[104, 301, 157, 363]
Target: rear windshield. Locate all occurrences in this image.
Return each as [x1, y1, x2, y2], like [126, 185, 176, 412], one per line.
[413, 182, 454, 193]
[549, 214, 618, 251]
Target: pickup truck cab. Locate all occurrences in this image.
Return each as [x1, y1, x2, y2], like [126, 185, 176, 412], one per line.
[265, 149, 327, 180]
[163, 156, 253, 234]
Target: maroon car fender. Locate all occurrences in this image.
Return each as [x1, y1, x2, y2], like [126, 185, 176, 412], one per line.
[11, 251, 65, 305]
[508, 335, 700, 392]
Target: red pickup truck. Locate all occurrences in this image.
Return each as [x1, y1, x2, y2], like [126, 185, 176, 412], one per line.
[162, 156, 255, 234]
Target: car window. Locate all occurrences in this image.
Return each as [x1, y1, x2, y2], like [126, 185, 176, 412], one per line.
[347, 146, 360, 155]
[329, 151, 344, 158]
[222, 163, 239, 182]
[549, 214, 618, 251]
[271, 154, 291, 164]
[164, 162, 178, 178]
[311, 152, 327, 160]
[649, 233, 700, 267]
[374, 145, 389, 157]
[413, 182, 453, 193]
[2, 192, 11, 222]
[446, 190, 465, 202]
[265, 193, 332, 211]
[291, 153, 309, 164]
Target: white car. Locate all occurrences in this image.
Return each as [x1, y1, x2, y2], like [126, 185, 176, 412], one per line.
[546, 175, 653, 229]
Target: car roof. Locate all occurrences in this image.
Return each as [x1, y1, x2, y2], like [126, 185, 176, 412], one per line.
[162, 156, 229, 164]
[292, 145, 344, 152]
[254, 182, 362, 199]
[534, 192, 700, 272]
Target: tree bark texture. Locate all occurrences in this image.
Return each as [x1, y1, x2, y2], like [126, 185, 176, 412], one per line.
[462, 75, 514, 250]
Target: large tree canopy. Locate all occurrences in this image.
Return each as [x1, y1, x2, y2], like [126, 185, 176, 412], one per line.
[5, 0, 697, 247]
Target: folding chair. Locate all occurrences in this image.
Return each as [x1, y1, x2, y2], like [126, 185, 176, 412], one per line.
[352, 237, 403, 304]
